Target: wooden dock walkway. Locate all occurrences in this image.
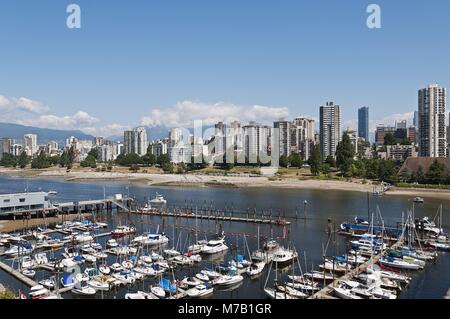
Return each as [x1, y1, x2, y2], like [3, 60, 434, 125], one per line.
[132, 210, 291, 225]
[0, 260, 38, 287]
[309, 240, 403, 299]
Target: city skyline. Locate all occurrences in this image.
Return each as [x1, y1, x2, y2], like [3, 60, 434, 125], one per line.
[1, 1, 450, 136]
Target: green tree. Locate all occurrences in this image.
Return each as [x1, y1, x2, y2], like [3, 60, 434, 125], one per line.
[88, 148, 99, 159]
[0, 153, 17, 167]
[325, 155, 336, 168]
[336, 132, 355, 176]
[279, 155, 289, 168]
[17, 151, 30, 168]
[31, 151, 51, 169]
[321, 163, 331, 175]
[141, 153, 156, 167]
[288, 153, 302, 168]
[308, 144, 322, 176]
[156, 154, 170, 167]
[383, 133, 397, 146]
[80, 154, 97, 168]
[427, 160, 447, 184]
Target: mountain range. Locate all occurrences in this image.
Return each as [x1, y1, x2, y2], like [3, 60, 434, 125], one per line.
[0, 123, 95, 146]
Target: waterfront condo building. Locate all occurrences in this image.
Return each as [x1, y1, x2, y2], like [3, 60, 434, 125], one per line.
[320, 102, 341, 160]
[23, 134, 38, 157]
[273, 120, 291, 158]
[291, 118, 315, 161]
[418, 84, 447, 157]
[124, 127, 148, 156]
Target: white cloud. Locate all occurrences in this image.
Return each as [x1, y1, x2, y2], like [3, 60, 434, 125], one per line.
[140, 100, 290, 128]
[16, 111, 100, 130]
[0, 95, 49, 114]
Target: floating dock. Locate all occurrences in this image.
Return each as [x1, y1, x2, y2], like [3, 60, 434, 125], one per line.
[133, 210, 291, 225]
[309, 240, 404, 299]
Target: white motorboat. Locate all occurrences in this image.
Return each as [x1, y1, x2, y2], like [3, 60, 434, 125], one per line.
[22, 268, 36, 278]
[246, 261, 265, 276]
[272, 248, 298, 265]
[110, 263, 124, 272]
[125, 291, 158, 299]
[48, 190, 58, 195]
[34, 253, 48, 265]
[113, 271, 136, 285]
[214, 273, 244, 287]
[106, 239, 119, 248]
[122, 260, 135, 269]
[164, 248, 181, 257]
[39, 278, 56, 290]
[186, 284, 214, 298]
[21, 256, 35, 269]
[182, 276, 203, 287]
[75, 232, 94, 243]
[4, 243, 34, 257]
[151, 286, 166, 298]
[187, 240, 207, 254]
[201, 269, 222, 279]
[187, 253, 202, 263]
[82, 254, 97, 264]
[92, 251, 108, 260]
[195, 273, 210, 282]
[88, 278, 110, 291]
[72, 282, 97, 296]
[149, 193, 167, 205]
[413, 197, 424, 203]
[129, 271, 145, 281]
[133, 266, 155, 276]
[61, 257, 78, 268]
[171, 255, 194, 266]
[99, 264, 111, 275]
[133, 233, 169, 246]
[201, 234, 228, 255]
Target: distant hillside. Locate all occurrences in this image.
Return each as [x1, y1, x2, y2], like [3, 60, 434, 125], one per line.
[0, 123, 95, 146]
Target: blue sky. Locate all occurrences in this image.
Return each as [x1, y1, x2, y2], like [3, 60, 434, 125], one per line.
[0, 0, 449, 137]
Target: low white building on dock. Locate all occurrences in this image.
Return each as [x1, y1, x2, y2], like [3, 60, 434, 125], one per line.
[0, 192, 50, 215]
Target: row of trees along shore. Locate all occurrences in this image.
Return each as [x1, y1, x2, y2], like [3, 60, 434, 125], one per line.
[1, 134, 449, 185]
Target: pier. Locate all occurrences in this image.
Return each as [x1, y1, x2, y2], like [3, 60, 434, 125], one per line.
[309, 240, 403, 299]
[133, 209, 291, 225]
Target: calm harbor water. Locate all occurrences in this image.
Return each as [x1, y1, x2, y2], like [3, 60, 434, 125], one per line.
[0, 176, 449, 299]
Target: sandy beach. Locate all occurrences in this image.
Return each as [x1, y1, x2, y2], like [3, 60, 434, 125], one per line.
[1, 167, 450, 201]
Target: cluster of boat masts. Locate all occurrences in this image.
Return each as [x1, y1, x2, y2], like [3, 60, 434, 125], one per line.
[0, 217, 303, 299]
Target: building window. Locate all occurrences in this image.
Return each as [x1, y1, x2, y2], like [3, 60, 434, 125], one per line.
[19, 198, 26, 203]
[3, 199, 10, 203]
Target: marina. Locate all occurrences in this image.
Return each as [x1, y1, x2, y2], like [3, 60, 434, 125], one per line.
[0, 176, 449, 299]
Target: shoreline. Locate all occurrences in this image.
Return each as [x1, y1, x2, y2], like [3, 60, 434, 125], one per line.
[1, 167, 450, 201]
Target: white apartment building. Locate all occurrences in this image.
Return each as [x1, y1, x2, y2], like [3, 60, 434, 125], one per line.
[291, 118, 315, 161]
[23, 134, 38, 156]
[320, 101, 341, 160]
